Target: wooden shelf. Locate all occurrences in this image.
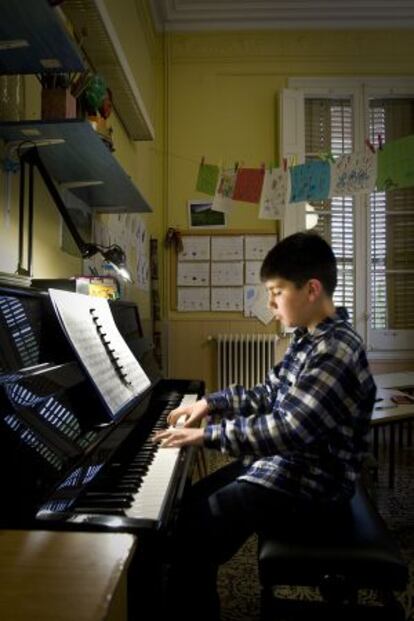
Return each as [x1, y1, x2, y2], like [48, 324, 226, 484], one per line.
[61, 0, 155, 140]
[0, 119, 152, 213]
[0, 0, 85, 74]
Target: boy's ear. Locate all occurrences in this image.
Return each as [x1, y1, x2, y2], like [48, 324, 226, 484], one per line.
[307, 278, 323, 301]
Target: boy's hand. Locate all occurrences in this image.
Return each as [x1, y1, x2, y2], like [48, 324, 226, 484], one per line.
[167, 398, 210, 428]
[153, 427, 204, 448]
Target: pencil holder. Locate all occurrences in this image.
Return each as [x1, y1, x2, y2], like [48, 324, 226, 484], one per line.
[41, 87, 77, 120]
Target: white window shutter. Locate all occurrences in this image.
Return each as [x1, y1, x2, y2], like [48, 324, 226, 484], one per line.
[279, 88, 306, 237]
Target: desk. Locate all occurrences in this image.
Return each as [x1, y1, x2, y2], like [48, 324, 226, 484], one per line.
[372, 372, 414, 487]
[0, 530, 136, 621]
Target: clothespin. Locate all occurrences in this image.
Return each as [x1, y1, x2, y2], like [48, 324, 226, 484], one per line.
[364, 138, 376, 154]
[200, 156, 205, 166]
[282, 157, 287, 172]
[378, 134, 383, 150]
[234, 161, 239, 172]
[260, 162, 266, 171]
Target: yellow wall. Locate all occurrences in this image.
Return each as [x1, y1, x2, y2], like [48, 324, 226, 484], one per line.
[0, 0, 163, 327]
[165, 29, 414, 387]
[2, 11, 414, 386]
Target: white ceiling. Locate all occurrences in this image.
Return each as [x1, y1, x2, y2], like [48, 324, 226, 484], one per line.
[148, 0, 414, 31]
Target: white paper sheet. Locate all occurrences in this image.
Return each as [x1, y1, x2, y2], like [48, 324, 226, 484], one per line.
[136, 255, 150, 291]
[258, 168, 288, 220]
[49, 289, 151, 417]
[211, 236, 244, 261]
[244, 235, 277, 261]
[211, 262, 244, 286]
[177, 287, 210, 311]
[245, 261, 262, 285]
[179, 236, 210, 261]
[251, 299, 274, 325]
[330, 150, 377, 196]
[244, 285, 275, 324]
[177, 262, 210, 286]
[211, 287, 243, 311]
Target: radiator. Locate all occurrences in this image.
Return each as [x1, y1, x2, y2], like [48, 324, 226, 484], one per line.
[215, 334, 278, 390]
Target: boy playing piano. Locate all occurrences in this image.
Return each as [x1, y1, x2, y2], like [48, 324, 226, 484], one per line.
[154, 231, 376, 621]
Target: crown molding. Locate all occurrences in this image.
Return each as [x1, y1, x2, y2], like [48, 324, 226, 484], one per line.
[148, 0, 414, 32]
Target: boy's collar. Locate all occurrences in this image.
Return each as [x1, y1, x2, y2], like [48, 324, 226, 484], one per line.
[292, 307, 349, 340]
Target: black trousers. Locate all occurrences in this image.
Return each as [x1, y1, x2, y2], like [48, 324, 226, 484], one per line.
[165, 458, 309, 621]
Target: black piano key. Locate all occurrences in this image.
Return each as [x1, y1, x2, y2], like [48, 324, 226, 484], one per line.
[76, 498, 132, 508]
[85, 492, 135, 502]
[73, 507, 126, 515]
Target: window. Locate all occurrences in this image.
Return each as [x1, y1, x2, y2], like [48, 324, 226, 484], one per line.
[285, 79, 414, 355]
[305, 98, 354, 324]
[369, 99, 414, 336]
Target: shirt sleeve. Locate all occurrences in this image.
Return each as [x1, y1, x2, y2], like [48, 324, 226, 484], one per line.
[203, 344, 373, 457]
[205, 362, 282, 420]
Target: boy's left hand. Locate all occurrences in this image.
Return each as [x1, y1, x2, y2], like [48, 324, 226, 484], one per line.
[152, 427, 204, 448]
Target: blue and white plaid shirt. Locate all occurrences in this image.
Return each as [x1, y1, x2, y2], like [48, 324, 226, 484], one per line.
[204, 308, 376, 501]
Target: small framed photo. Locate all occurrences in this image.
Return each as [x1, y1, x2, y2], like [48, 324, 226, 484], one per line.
[188, 199, 227, 229]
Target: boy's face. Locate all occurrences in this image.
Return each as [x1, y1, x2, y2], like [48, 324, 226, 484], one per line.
[265, 277, 316, 328]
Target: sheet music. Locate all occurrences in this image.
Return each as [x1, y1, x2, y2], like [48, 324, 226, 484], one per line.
[49, 289, 151, 417]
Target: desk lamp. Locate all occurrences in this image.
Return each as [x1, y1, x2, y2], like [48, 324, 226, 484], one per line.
[17, 145, 132, 282]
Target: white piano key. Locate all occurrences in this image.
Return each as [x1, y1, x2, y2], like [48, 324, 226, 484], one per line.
[125, 393, 198, 522]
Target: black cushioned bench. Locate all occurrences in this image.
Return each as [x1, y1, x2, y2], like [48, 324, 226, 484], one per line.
[258, 481, 408, 620]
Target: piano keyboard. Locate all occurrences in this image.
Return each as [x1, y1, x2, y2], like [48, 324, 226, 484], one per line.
[124, 393, 197, 522]
[72, 392, 199, 526]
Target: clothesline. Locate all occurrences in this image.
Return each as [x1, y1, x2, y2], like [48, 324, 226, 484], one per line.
[195, 134, 414, 219]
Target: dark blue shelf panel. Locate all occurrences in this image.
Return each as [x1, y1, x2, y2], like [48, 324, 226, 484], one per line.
[0, 119, 152, 213]
[0, 0, 85, 74]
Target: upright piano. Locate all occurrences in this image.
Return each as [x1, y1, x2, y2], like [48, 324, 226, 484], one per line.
[0, 283, 204, 618]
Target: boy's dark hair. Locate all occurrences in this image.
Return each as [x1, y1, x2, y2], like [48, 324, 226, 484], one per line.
[260, 231, 337, 296]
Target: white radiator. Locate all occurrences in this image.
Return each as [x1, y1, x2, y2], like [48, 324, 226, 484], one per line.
[215, 334, 278, 390]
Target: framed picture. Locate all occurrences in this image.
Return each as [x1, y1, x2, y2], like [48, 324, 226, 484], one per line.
[187, 199, 227, 229]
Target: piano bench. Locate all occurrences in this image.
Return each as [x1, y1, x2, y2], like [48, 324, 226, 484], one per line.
[257, 482, 408, 621]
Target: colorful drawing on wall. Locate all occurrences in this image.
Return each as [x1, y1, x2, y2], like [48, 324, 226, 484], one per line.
[289, 160, 331, 203]
[330, 150, 377, 196]
[233, 167, 265, 203]
[196, 162, 220, 195]
[377, 134, 414, 191]
[259, 168, 288, 219]
[188, 199, 227, 228]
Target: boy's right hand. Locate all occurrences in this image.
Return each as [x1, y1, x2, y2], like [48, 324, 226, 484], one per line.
[167, 397, 210, 428]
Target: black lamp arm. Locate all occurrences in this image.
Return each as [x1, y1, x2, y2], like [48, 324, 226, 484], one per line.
[20, 147, 93, 258]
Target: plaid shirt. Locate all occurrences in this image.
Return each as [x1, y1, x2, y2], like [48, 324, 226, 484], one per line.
[204, 308, 376, 501]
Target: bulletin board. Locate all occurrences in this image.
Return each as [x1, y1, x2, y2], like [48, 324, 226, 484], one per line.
[170, 229, 280, 322]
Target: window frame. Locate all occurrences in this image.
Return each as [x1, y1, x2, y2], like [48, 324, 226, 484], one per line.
[287, 77, 414, 359]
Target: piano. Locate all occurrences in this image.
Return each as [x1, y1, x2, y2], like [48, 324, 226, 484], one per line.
[0, 283, 205, 618]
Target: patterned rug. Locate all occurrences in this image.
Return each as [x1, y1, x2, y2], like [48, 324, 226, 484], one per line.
[203, 437, 414, 621]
